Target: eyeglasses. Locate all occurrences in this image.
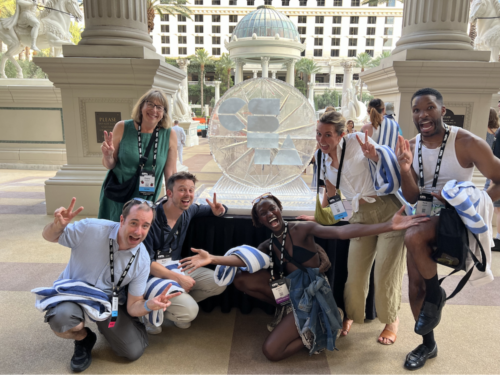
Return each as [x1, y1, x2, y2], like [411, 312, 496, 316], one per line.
[131, 197, 156, 208]
[252, 192, 273, 206]
[145, 101, 165, 113]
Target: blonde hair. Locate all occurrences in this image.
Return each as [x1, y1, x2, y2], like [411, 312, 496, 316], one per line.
[131, 89, 172, 129]
[319, 110, 346, 135]
[368, 98, 384, 130]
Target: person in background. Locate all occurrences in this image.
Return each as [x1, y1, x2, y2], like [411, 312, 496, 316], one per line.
[172, 120, 187, 165]
[484, 108, 500, 251]
[346, 120, 355, 134]
[361, 98, 399, 151]
[98, 89, 177, 222]
[385, 102, 403, 136]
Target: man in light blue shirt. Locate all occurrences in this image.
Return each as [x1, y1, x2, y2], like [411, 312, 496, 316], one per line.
[41, 198, 180, 372]
[172, 120, 187, 164]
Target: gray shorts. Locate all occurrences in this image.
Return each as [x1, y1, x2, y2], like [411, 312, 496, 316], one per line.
[45, 302, 148, 361]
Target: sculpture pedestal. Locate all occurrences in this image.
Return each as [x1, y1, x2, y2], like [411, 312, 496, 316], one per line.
[179, 120, 200, 147]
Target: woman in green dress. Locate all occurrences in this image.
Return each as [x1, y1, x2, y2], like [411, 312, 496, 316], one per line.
[98, 89, 178, 222]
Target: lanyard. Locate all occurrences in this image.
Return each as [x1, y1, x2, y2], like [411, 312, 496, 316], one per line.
[322, 137, 346, 190]
[137, 123, 159, 170]
[417, 124, 450, 190]
[109, 238, 138, 297]
[269, 221, 288, 282]
[157, 212, 183, 257]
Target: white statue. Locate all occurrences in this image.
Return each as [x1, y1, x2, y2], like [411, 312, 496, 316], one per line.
[0, 0, 83, 79]
[342, 80, 367, 124]
[470, 0, 500, 62]
[172, 84, 192, 122]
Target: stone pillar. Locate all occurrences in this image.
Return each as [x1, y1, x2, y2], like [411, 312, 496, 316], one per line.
[252, 69, 259, 78]
[286, 59, 296, 86]
[340, 60, 355, 109]
[329, 63, 335, 89]
[308, 82, 315, 109]
[360, 0, 500, 142]
[176, 59, 190, 105]
[393, 0, 473, 54]
[234, 58, 243, 84]
[214, 81, 221, 104]
[271, 70, 277, 79]
[261, 57, 270, 78]
[34, 0, 186, 216]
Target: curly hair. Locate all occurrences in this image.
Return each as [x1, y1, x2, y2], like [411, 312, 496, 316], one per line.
[251, 195, 283, 227]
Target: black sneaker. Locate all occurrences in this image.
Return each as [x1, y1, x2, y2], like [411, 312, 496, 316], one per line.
[70, 327, 97, 372]
[492, 238, 500, 252]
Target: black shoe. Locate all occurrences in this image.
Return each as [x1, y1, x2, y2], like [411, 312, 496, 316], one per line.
[415, 287, 446, 335]
[492, 238, 500, 252]
[404, 343, 437, 371]
[70, 328, 97, 372]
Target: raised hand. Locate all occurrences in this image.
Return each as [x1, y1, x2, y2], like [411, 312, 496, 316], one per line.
[206, 192, 225, 217]
[101, 131, 115, 159]
[391, 206, 430, 230]
[178, 248, 211, 274]
[356, 131, 378, 162]
[147, 284, 181, 312]
[53, 197, 84, 229]
[396, 135, 412, 173]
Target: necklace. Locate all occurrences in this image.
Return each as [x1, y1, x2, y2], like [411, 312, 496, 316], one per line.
[273, 221, 287, 238]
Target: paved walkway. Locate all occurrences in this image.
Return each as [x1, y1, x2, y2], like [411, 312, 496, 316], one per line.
[0, 138, 499, 374]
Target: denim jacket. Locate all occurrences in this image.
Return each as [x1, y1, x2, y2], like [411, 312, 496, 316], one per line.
[286, 267, 342, 355]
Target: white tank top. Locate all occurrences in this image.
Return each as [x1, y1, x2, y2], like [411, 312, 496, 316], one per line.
[412, 126, 474, 198]
[371, 124, 380, 143]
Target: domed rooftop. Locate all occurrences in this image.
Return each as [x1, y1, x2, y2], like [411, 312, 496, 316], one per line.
[232, 5, 299, 40]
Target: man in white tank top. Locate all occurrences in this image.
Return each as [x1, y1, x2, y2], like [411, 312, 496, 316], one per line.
[396, 88, 500, 371]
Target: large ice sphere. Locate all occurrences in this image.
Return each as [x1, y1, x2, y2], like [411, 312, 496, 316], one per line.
[209, 78, 317, 189]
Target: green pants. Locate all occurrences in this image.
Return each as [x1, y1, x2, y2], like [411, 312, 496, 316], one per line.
[344, 194, 406, 324]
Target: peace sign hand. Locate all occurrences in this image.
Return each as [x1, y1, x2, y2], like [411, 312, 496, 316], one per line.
[206, 193, 225, 217]
[147, 284, 182, 312]
[101, 131, 115, 159]
[396, 135, 412, 173]
[53, 197, 84, 230]
[356, 131, 379, 162]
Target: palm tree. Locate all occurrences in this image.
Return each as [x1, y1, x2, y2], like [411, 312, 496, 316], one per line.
[192, 49, 212, 115]
[354, 52, 373, 99]
[370, 50, 392, 67]
[218, 53, 235, 90]
[296, 58, 321, 98]
[147, 0, 193, 34]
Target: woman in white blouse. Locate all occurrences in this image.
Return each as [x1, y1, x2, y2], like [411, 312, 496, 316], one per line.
[314, 110, 404, 345]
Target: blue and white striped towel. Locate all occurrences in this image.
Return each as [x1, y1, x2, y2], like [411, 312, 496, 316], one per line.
[369, 144, 401, 196]
[442, 180, 494, 286]
[31, 279, 111, 322]
[376, 117, 399, 151]
[214, 245, 270, 287]
[144, 260, 185, 326]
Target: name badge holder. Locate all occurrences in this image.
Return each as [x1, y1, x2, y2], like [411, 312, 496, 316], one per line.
[268, 222, 291, 306]
[324, 138, 348, 220]
[137, 123, 159, 196]
[415, 125, 450, 216]
[108, 238, 138, 328]
[155, 215, 182, 267]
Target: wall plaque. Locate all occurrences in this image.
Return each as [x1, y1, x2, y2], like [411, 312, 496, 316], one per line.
[443, 109, 464, 128]
[95, 112, 121, 143]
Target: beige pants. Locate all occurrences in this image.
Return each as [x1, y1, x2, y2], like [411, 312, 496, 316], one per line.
[344, 195, 406, 324]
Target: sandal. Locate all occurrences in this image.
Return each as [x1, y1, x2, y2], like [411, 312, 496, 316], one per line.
[341, 319, 353, 337]
[378, 328, 397, 345]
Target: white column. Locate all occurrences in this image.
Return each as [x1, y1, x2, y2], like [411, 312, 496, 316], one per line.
[328, 63, 335, 89]
[393, 0, 472, 54]
[261, 57, 270, 78]
[176, 59, 190, 105]
[234, 58, 244, 84]
[252, 69, 259, 78]
[286, 59, 296, 86]
[271, 70, 277, 79]
[214, 81, 221, 104]
[308, 82, 315, 108]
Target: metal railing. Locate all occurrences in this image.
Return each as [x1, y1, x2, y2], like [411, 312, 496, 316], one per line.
[188, 81, 216, 86]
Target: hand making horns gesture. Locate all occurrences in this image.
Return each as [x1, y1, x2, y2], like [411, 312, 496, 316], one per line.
[206, 192, 225, 217]
[101, 131, 115, 159]
[53, 197, 84, 229]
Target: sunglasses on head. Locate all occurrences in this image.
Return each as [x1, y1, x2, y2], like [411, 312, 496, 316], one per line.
[131, 197, 156, 208]
[252, 193, 274, 206]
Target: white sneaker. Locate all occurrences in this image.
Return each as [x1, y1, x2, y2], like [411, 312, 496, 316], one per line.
[174, 321, 191, 329]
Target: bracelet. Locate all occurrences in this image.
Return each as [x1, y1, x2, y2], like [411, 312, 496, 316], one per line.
[144, 300, 152, 312]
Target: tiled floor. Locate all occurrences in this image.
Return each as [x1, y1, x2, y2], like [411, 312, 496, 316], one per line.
[1, 139, 499, 374]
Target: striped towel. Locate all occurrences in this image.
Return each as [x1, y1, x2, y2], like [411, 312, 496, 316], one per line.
[144, 261, 185, 327]
[31, 279, 111, 322]
[442, 180, 494, 287]
[377, 117, 399, 151]
[368, 144, 401, 196]
[214, 245, 270, 287]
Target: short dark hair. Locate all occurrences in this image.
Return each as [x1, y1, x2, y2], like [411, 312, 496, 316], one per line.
[122, 199, 155, 221]
[251, 195, 283, 227]
[174, 120, 179, 125]
[166, 171, 198, 192]
[411, 88, 444, 106]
